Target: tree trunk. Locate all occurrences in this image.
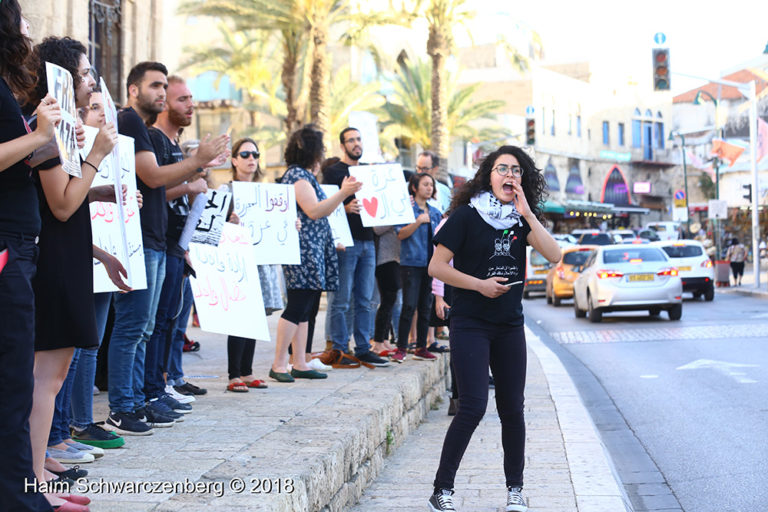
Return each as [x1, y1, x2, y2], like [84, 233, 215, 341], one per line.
[310, 22, 330, 151]
[428, 27, 450, 184]
[281, 33, 302, 141]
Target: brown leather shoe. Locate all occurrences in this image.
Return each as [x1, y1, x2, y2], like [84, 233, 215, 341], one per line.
[319, 349, 362, 369]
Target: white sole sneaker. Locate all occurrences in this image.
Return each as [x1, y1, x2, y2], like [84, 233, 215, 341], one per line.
[165, 385, 195, 403]
[308, 358, 332, 371]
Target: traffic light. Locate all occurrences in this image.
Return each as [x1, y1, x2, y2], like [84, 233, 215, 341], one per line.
[652, 48, 670, 91]
[743, 183, 752, 202]
[525, 118, 535, 146]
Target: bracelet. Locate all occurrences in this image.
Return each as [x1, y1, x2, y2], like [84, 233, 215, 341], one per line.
[82, 160, 99, 172]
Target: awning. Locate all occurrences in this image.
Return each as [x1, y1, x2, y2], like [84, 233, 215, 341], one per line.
[612, 205, 650, 214]
[541, 200, 565, 214]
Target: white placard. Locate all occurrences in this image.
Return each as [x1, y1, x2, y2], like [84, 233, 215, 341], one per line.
[190, 189, 232, 246]
[84, 132, 147, 292]
[320, 185, 354, 248]
[231, 182, 300, 264]
[189, 223, 270, 341]
[349, 163, 415, 227]
[708, 199, 728, 220]
[45, 62, 81, 177]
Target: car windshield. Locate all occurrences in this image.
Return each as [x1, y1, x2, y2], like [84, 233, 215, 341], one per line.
[615, 232, 635, 239]
[649, 225, 667, 232]
[578, 233, 613, 245]
[530, 250, 549, 266]
[661, 245, 703, 258]
[603, 248, 666, 264]
[563, 251, 592, 265]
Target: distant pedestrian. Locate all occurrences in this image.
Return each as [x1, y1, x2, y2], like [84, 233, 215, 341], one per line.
[725, 238, 747, 286]
[426, 145, 560, 512]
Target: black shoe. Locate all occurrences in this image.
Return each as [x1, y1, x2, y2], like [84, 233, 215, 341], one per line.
[447, 398, 458, 416]
[135, 406, 175, 428]
[106, 411, 154, 436]
[174, 381, 207, 396]
[356, 350, 391, 367]
[48, 465, 88, 480]
[428, 488, 456, 511]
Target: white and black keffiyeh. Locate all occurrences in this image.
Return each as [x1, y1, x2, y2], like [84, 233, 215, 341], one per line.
[469, 191, 523, 229]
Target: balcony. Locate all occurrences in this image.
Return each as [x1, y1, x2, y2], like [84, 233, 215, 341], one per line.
[630, 146, 676, 166]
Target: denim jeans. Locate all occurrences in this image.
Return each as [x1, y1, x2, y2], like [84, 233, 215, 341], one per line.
[144, 253, 183, 400]
[70, 292, 111, 429]
[108, 249, 166, 413]
[330, 240, 376, 355]
[166, 277, 193, 385]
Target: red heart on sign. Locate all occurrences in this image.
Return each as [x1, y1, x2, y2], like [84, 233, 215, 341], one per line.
[362, 197, 378, 217]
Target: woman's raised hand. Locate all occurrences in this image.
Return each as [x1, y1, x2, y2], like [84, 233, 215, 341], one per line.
[340, 175, 363, 197]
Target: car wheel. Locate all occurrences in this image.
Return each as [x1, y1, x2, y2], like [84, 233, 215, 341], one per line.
[546, 291, 552, 304]
[553, 295, 561, 307]
[574, 294, 586, 318]
[649, 307, 661, 316]
[668, 304, 683, 321]
[704, 286, 715, 301]
[587, 293, 602, 323]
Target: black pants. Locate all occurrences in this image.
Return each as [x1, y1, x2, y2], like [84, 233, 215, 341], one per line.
[284, 289, 322, 355]
[730, 261, 745, 280]
[433, 316, 527, 490]
[0, 238, 52, 511]
[227, 335, 255, 380]
[397, 266, 433, 349]
[374, 261, 400, 342]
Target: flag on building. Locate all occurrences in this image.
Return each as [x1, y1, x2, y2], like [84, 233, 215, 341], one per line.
[710, 139, 745, 166]
[757, 117, 768, 162]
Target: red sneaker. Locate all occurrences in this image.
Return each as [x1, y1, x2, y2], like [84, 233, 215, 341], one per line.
[390, 348, 407, 363]
[413, 347, 437, 361]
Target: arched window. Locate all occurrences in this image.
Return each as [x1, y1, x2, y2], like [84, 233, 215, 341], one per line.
[632, 108, 642, 147]
[655, 112, 665, 149]
[89, 0, 122, 99]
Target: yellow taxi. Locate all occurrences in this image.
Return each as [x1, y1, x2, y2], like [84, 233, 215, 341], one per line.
[545, 245, 598, 306]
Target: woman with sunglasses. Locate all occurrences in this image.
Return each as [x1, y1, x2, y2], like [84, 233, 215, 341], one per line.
[426, 146, 560, 512]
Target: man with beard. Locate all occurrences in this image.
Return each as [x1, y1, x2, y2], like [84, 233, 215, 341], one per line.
[106, 63, 227, 435]
[321, 128, 390, 368]
[142, 75, 212, 421]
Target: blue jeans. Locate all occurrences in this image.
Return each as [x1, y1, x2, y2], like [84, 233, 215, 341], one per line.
[166, 277, 193, 385]
[330, 240, 375, 355]
[70, 292, 111, 429]
[144, 253, 183, 399]
[107, 249, 166, 413]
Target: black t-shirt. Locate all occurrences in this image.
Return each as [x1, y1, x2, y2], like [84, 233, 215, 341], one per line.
[148, 127, 187, 258]
[432, 204, 531, 326]
[118, 107, 166, 251]
[0, 78, 40, 235]
[322, 160, 373, 242]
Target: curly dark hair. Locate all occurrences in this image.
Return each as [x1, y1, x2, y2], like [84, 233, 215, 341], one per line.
[409, 172, 437, 199]
[231, 137, 262, 182]
[449, 145, 548, 220]
[284, 124, 325, 170]
[0, 0, 37, 105]
[30, 37, 87, 105]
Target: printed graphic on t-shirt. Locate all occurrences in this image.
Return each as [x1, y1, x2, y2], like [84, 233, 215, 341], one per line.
[491, 229, 519, 258]
[487, 228, 522, 283]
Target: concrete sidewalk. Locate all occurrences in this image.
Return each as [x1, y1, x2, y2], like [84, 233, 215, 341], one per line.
[714, 262, 768, 299]
[77, 308, 628, 511]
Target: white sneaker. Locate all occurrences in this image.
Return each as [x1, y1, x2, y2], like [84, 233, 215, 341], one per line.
[506, 486, 528, 512]
[65, 440, 105, 458]
[165, 385, 195, 404]
[307, 358, 332, 371]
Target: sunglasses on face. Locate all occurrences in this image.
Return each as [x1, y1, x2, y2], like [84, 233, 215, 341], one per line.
[493, 164, 523, 177]
[238, 151, 260, 159]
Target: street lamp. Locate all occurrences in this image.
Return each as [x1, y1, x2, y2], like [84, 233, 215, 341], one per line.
[668, 130, 690, 237]
[693, 89, 724, 260]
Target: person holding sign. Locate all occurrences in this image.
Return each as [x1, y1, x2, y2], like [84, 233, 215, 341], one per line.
[391, 173, 442, 363]
[426, 146, 560, 512]
[0, 2, 65, 510]
[270, 125, 362, 382]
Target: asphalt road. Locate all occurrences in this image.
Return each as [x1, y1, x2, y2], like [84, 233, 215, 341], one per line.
[524, 289, 768, 512]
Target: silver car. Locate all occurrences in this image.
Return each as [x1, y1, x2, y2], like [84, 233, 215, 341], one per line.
[573, 244, 683, 322]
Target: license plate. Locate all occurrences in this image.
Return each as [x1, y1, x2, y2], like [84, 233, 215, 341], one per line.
[678, 266, 691, 271]
[629, 274, 654, 282]
[534, 269, 548, 274]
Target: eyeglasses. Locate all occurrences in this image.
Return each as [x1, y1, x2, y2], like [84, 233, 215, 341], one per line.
[238, 151, 260, 159]
[416, 166, 434, 173]
[343, 137, 361, 144]
[493, 164, 523, 177]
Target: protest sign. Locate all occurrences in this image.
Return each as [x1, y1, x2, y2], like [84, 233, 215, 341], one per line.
[190, 188, 232, 246]
[349, 163, 415, 227]
[45, 62, 81, 177]
[231, 182, 300, 264]
[320, 185, 354, 247]
[189, 223, 270, 340]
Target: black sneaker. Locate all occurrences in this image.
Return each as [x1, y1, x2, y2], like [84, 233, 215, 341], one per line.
[106, 411, 154, 436]
[71, 422, 125, 449]
[428, 488, 456, 511]
[146, 399, 185, 422]
[157, 393, 193, 414]
[135, 406, 175, 428]
[506, 486, 527, 511]
[174, 382, 207, 396]
[356, 350, 391, 367]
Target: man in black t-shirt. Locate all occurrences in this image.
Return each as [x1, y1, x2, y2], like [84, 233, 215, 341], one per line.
[322, 128, 389, 367]
[106, 62, 227, 436]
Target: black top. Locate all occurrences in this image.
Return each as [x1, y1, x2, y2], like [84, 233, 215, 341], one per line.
[119, 107, 167, 251]
[432, 204, 531, 326]
[0, 78, 40, 235]
[148, 127, 187, 258]
[322, 160, 373, 242]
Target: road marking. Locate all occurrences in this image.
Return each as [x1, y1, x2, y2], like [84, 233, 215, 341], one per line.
[551, 323, 768, 344]
[676, 359, 759, 384]
[639, 374, 659, 379]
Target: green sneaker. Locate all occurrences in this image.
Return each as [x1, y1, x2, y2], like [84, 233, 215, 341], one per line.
[71, 422, 126, 449]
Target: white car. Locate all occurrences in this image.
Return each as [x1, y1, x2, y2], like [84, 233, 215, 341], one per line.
[573, 244, 683, 322]
[644, 221, 681, 241]
[652, 240, 715, 301]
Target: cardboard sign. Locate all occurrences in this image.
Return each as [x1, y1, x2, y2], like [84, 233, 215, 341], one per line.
[231, 182, 300, 264]
[190, 189, 232, 246]
[45, 62, 81, 177]
[84, 131, 147, 292]
[349, 163, 415, 227]
[320, 185, 354, 248]
[189, 223, 270, 341]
